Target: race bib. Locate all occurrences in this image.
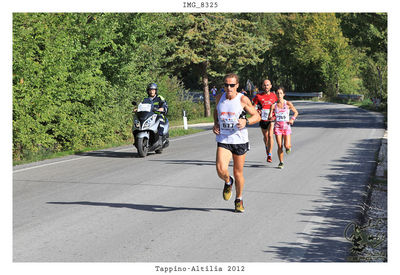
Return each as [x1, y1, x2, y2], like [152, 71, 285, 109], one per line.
[261, 109, 270, 120]
[276, 111, 289, 122]
[219, 115, 238, 135]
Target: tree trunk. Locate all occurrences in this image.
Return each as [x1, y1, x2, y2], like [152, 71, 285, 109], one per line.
[201, 61, 211, 117]
[335, 72, 340, 96]
[377, 65, 383, 99]
[336, 80, 340, 96]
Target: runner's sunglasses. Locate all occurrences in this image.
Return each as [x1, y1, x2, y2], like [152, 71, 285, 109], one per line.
[224, 83, 237, 87]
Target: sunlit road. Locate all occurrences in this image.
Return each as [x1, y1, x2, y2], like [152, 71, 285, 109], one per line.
[13, 101, 385, 262]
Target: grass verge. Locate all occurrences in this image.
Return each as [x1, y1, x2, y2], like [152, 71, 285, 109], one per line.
[169, 127, 204, 138]
[168, 116, 214, 127]
[13, 121, 208, 166]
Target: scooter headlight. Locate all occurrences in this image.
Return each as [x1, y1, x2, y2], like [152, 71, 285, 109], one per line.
[143, 114, 157, 128]
[134, 119, 140, 129]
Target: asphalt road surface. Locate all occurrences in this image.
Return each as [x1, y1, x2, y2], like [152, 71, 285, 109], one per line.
[13, 101, 385, 262]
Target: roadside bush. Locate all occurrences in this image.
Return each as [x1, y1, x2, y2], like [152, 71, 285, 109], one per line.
[154, 75, 204, 121]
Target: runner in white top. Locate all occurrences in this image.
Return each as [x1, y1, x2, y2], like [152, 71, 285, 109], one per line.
[213, 73, 261, 213]
[216, 92, 249, 144]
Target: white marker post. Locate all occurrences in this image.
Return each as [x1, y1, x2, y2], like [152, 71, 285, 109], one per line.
[183, 109, 188, 130]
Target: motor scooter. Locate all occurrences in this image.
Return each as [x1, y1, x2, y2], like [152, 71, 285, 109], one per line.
[132, 98, 169, 157]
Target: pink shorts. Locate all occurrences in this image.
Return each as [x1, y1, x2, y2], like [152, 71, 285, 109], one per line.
[274, 121, 292, 136]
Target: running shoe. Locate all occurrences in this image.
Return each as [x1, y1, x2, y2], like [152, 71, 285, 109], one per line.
[286, 148, 291, 155]
[223, 176, 234, 201]
[267, 154, 272, 163]
[278, 162, 284, 169]
[234, 199, 245, 213]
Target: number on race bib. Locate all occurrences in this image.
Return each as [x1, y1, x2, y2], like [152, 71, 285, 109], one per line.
[219, 116, 238, 135]
[261, 109, 270, 120]
[222, 122, 235, 129]
[276, 111, 289, 122]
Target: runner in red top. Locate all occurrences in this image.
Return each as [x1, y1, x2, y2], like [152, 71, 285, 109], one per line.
[252, 79, 277, 163]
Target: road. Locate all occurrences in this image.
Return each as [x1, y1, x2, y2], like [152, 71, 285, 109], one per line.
[13, 101, 385, 262]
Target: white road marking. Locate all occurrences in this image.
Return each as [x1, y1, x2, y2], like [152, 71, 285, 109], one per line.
[13, 130, 212, 173]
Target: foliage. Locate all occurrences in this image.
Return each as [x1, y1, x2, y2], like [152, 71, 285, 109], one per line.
[13, 13, 117, 159]
[236, 13, 281, 85]
[12, 13, 188, 161]
[337, 13, 387, 100]
[264, 13, 358, 96]
[164, 13, 270, 116]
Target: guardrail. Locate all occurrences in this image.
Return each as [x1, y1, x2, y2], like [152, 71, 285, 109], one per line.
[337, 93, 364, 101]
[285, 92, 323, 98]
[284, 92, 364, 101]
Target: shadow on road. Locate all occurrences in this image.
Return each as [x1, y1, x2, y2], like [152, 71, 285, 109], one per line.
[294, 117, 383, 129]
[293, 103, 384, 129]
[76, 150, 139, 158]
[264, 137, 383, 262]
[47, 201, 233, 213]
[149, 159, 268, 169]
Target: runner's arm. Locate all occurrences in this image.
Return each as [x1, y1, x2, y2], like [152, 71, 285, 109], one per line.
[287, 101, 298, 124]
[238, 95, 261, 129]
[252, 94, 258, 106]
[268, 104, 275, 121]
[252, 95, 262, 114]
[213, 94, 222, 134]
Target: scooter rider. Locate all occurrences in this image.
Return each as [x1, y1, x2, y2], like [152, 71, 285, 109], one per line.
[145, 83, 168, 138]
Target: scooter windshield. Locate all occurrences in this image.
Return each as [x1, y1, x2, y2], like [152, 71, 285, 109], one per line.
[136, 98, 154, 121]
[137, 103, 152, 112]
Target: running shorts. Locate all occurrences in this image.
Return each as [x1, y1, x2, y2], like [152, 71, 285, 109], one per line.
[259, 120, 272, 130]
[274, 121, 292, 136]
[217, 142, 249, 156]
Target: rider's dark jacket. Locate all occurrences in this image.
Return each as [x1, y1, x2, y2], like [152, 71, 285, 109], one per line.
[148, 95, 168, 116]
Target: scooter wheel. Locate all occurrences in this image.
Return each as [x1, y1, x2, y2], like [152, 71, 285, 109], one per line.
[137, 137, 149, 157]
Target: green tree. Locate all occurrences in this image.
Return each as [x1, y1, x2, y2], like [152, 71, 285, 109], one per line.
[337, 13, 387, 100]
[234, 13, 281, 87]
[164, 13, 269, 117]
[13, 13, 123, 157]
[12, 13, 199, 161]
[267, 13, 356, 96]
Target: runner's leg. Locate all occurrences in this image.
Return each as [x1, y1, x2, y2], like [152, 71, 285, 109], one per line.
[275, 134, 283, 163]
[216, 146, 232, 183]
[283, 134, 291, 151]
[267, 122, 274, 155]
[232, 153, 246, 199]
[262, 128, 268, 153]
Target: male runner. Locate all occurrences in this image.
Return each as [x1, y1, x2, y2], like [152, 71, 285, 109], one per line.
[252, 79, 277, 163]
[213, 73, 261, 213]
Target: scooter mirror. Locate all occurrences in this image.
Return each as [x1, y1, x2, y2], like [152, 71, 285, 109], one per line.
[132, 101, 137, 106]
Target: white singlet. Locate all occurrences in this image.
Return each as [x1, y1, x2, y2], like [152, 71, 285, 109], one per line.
[275, 100, 290, 122]
[216, 93, 249, 144]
